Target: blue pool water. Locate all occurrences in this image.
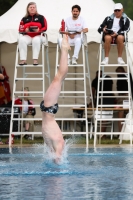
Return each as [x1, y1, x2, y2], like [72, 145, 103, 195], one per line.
[0, 146, 133, 200]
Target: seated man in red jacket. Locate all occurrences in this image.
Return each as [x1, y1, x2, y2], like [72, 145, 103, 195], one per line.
[18, 2, 47, 65]
[15, 87, 36, 139]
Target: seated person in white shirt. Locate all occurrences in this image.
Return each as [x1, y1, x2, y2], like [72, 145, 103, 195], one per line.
[59, 4, 88, 65]
[98, 3, 130, 65]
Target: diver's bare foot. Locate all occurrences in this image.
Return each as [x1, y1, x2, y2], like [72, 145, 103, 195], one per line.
[61, 35, 71, 51]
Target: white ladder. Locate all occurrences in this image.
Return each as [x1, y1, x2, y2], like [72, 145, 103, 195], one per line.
[55, 33, 93, 149]
[9, 33, 50, 146]
[94, 33, 133, 147]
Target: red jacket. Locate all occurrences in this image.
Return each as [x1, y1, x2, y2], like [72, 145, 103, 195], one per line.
[19, 14, 47, 37]
[0, 66, 11, 105]
[15, 98, 36, 116]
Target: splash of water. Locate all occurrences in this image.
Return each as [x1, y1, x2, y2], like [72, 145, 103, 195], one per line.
[33, 137, 75, 165]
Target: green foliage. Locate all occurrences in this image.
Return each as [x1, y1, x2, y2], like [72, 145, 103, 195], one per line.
[114, 0, 133, 19]
[0, 0, 18, 16]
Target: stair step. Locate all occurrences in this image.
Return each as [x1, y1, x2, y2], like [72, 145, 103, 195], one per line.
[95, 132, 132, 135]
[59, 104, 86, 107]
[103, 72, 128, 75]
[61, 132, 88, 135]
[65, 78, 84, 80]
[18, 96, 43, 98]
[16, 65, 43, 67]
[57, 64, 84, 67]
[100, 64, 128, 67]
[95, 118, 130, 121]
[59, 95, 87, 98]
[15, 78, 43, 80]
[55, 118, 86, 121]
[12, 118, 42, 120]
[12, 132, 42, 135]
[60, 91, 85, 94]
[14, 91, 43, 94]
[98, 91, 129, 94]
[12, 118, 87, 121]
[99, 96, 129, 98]
[11, 131, 89, 135]
[100, 77, 128, 80]
[25, 73, 43, 75]
[13, 104, 40, 107]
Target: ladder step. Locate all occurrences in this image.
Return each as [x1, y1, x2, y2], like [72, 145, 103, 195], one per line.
[57, 64, 84, 67]
[65, 78, 84, 80]
[67, 73, 85, 75]
[16, 65, 43, 67]
[15, 78, 43, 80]
[25, 73, 43, 75]
[59, 104, 85, 107]
[12, 132, 89, 135]
[95, 118, 130, 121]
[95, 132, 132, 135]
[13, 105, 41, 107]
[12, 132, 42, 135]
[100, 77, 128, 80]
[61, 132, 88, 135]
[14, 91, 43, 94]
[103, 72, 128, 75]
[60, 91, 85, 94]
[18, 96, 43, 98]
[59, 95, 88, 98]
[12, 117, 87, 121]
[12, 118, 42, 120]
[55, 118, 86, 121]
[100, 64, 128, 67]
[97, 104, 129, 107]
[98, 91, 129, 94]
[99, 96, 129, 98]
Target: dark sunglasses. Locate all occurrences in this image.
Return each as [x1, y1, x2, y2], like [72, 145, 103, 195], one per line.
[114, 9, 121, 12]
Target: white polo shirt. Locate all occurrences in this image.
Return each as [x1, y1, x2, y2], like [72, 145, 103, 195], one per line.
[65, 16, 88, 38]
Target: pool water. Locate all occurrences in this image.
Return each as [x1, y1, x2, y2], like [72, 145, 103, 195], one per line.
[0, 146, 133, 200]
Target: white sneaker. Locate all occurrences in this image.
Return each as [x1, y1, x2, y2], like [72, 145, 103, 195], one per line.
[72, 57, 77, 65]
[68, 58, 71, 65]
[118, 57, 125, 65]
[101, 57, 109, 65]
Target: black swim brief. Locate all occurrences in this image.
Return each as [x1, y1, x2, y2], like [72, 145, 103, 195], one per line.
[40, 100, 58, 114]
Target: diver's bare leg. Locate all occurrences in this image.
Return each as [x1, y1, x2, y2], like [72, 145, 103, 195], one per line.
[42, 35, 70, 161]
[44, 35, 70, 107]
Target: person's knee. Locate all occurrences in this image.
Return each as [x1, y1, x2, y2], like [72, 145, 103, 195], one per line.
[104, 35, 112, 43]
[32, 36, 41, 45]
[116, 35, 124, 43]
[19, 37, 27, 45]
[75, 37, 82, 44]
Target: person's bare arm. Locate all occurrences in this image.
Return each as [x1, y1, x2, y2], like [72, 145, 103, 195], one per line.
[82, 28, 88, 33]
